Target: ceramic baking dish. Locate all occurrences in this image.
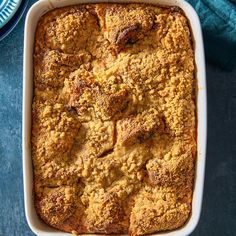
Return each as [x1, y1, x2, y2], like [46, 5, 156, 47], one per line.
[22, 0, 207, 235]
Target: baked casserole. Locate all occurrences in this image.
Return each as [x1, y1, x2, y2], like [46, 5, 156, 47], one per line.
[32, 3, 196, 235]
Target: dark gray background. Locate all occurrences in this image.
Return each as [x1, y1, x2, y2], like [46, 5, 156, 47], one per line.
[0, 0, 235, 235]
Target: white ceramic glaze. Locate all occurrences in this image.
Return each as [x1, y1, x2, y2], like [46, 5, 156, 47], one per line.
[23, 0, 207, 235]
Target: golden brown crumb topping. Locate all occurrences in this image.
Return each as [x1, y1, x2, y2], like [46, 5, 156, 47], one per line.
[32, 3, 196, 235]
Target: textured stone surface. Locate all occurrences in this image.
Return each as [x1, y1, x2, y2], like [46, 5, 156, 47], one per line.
[0, 0, 235, 235]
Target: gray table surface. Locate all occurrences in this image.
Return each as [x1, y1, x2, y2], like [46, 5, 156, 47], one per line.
[0, 0, 236, 235]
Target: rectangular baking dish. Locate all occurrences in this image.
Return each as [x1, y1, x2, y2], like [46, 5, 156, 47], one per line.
[22, 0, 207, 235]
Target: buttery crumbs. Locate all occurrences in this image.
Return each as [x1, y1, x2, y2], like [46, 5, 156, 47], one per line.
[32, 3, 196, 235]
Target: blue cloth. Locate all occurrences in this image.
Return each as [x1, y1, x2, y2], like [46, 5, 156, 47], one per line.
[187, 0, 236, 69]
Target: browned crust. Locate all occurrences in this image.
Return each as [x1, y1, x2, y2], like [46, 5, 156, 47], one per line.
[32, 3, 196, 235]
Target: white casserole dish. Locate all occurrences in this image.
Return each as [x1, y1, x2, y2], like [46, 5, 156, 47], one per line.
[22, 0, 207, 235]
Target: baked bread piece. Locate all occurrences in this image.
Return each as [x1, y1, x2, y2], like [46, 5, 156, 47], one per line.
[32, 3, 196, 235]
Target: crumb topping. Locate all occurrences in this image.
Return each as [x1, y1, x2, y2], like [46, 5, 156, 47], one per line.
[32, 3, 196, 235]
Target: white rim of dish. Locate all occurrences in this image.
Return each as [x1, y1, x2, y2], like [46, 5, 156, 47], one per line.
[23, 1, 206, 235]
[0, 0, 22, 28]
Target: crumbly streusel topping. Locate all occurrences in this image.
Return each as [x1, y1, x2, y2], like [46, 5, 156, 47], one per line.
[32, 3, 196, 235]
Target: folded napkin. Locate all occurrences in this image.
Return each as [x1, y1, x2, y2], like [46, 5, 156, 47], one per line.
[187, 0, 236, 69]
